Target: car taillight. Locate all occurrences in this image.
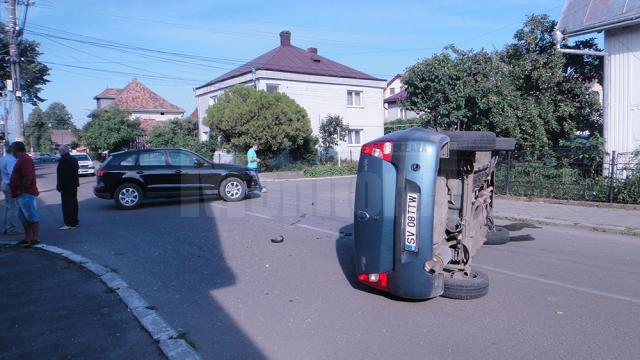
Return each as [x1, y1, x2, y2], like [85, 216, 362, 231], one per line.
[96, 169, 107, 177]
[357, 272, 389, 291]
[361, 141, 394, 162]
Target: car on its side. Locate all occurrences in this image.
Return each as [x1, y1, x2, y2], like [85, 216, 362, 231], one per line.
[72, 152, 96, 176]
[93, 148, 260, 209]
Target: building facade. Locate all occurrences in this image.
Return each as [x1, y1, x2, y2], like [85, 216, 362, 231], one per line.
[383, 75, 419, 123]
[195, 31, 386, 159]
[558, 0, 640, 155]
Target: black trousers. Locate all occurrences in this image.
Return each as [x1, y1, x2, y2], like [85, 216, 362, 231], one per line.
[61, 190, 79, 227]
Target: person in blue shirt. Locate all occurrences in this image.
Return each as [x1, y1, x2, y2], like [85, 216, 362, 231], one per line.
[0, 144, 20, 235]
[247, 144, 267, 193]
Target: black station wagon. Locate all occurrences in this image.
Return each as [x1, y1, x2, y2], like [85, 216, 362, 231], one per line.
[94, 148, 260, 209]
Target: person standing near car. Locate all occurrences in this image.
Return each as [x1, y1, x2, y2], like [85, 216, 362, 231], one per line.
[1, 144, 20, 235]
[56, 145, 79, 230]
[10, 141, 40, 247]
[247, 144, 266, 193]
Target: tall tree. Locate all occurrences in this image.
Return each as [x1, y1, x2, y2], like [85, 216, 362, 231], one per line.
[25, 107, 51, 152]
[402, 14, 602, 154]
[0, 23, 50, 105]
[43, 102, 75, 129]
[204, 86, 314, 160]
[82, 109, 140, 153]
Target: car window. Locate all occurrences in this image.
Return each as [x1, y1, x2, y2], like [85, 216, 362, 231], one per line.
[139, 151, 167, 166]
[72, 154, 91, 161]
[167, 150, 199, 166]
[119, 154, 138, 166]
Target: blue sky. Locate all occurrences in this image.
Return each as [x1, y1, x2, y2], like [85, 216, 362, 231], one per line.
[20, 0, 567, 126]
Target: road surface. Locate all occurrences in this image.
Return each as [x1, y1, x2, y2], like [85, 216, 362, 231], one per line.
[28, 164, 640, 359]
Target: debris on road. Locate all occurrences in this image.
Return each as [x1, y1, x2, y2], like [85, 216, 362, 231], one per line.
[271, 235, 284, 243]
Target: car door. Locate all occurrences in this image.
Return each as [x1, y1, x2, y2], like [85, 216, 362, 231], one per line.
[137, 150, 174, 197]
[166, 149, 203, 196]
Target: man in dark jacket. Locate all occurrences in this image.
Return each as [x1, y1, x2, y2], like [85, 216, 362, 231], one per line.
[57, 145, 79, 230]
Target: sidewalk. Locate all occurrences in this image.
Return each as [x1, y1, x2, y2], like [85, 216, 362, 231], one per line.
[494, 198, 640, 236]
[0, 246, 163, 359]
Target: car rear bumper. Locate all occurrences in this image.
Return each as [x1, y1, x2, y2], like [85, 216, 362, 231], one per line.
[79, 168, 95, 175]
[93, 186, 112, 199]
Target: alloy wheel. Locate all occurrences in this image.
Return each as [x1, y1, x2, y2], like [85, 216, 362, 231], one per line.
[119, 187, 139, 207]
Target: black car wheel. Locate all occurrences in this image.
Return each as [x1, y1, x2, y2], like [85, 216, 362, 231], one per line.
[220, 177, 246, 202]
[114, 183, 143, 210]
[442, 269, 489, 300]
[485, 226, 510, 245]
[441, 131, 496, 152]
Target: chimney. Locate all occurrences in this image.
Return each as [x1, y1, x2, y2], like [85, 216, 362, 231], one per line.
[279, 30, 291, 46]
[307, 47, 318, 54]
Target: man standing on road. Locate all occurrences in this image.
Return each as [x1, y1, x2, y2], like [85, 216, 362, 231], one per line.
[56, 145, 79, 230]
[1, 144, 20, 235]
[10, 141, 40, 248]
[247, 144, 267, 193]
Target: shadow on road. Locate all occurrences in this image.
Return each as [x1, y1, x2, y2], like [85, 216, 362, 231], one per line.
[5, 168, 268, 359]
[501, 222, 542, 232]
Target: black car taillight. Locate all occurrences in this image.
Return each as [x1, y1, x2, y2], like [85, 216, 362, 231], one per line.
[96, 169, 107, 177]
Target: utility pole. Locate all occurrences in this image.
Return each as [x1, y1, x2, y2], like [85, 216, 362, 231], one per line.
[6, 0, 26, 141]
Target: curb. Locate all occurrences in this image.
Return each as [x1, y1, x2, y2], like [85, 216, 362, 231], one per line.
[1, 241, 202, 360]
[495, 195, 640, 211]
[495, 214, 640, 238]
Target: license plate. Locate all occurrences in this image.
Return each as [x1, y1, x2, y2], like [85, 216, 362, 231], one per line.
[404, 192, 419, 252]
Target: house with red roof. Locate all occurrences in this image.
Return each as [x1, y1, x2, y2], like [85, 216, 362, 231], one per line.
[94, 79, 185, 133]
[383, 74, 418, 123]
[195, 31, 386, 158]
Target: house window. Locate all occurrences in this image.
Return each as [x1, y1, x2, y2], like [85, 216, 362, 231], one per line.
[389, 87, 395, 95]
[266, 84, 280, 93]
[347, 90, 363, 107]
[209, 95, 218, 105]
[347, 129, 362, 145]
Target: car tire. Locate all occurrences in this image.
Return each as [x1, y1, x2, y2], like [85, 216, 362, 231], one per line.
[442, 269, 489, 300]
[442, 131, 496, 152]
[114, 183, 144, 210]
[220, 177, 247, 202]
[485, 226, 510, 245]
[495, 137, 516, 151]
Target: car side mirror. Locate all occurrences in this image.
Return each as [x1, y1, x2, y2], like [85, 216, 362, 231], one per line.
[194, 159, 204, 168]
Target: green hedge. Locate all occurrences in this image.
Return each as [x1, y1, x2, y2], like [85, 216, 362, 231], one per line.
[303, 162, 358, 177]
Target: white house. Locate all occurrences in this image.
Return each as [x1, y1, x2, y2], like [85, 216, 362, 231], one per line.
[194, 31, 386, 159]
[558, 0, 640, 156]
[383, 74, 419, 123]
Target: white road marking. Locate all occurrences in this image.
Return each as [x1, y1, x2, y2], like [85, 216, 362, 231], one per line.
[262, 175, 356, 182]
[476, 264, 640, 305]
[294, 223, 340, 236]
[245, 211, 274, 220]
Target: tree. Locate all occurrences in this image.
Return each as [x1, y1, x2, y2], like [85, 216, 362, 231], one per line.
[82, 109, 140, 153]
[318, 114, 349, 159]
[148, 118, 218, 159]
[25, 107, 51, 152]
[43, 102, 75, 130]
[0, 23, 50, 105]
[204, 86, 314, 160]
[402, 14, 602, 155]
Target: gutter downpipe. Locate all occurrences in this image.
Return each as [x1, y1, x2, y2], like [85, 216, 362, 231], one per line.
[553, 29, 610, 176]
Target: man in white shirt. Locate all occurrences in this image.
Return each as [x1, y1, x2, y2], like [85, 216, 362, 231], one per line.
[1, 144, 20, 234]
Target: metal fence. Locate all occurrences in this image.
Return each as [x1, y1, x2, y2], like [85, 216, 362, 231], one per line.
[495, 150, 640, 204]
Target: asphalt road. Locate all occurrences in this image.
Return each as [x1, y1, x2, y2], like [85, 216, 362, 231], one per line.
[23, 164, 640, 359]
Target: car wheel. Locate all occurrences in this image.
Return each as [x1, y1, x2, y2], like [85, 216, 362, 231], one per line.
[484, 226, 510, 245]
[442, 269, 489, 300]
[114, 183, 143, 210]
[220, 177, 246, 202]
